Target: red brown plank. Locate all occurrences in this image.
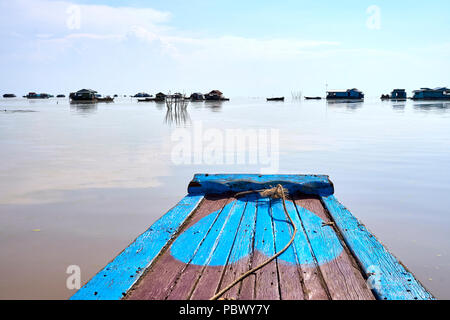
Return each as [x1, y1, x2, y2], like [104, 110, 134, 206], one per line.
[125, 196, 230, 300]
[214, 197, 258, 300]
[170, 198, 244, 300]
[239, 198, 280, 300]
[293, 195, 375, 300]
[270, 199, 306, 300]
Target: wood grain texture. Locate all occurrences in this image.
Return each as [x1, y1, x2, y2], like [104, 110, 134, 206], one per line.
[294, 196, 375, 300]
[240, 197, 280, 300]
[188, 174, 334, 197]
[70, 194, 204, 300]
[270, 199, 305, 300]
[125, 196, 229, 300]
[73, 174, 433, 301]
[281, 200, 329, 300]
[322, 195, 434, 300]
[215, 195, 258, 300]
[172, 198, 244, 300]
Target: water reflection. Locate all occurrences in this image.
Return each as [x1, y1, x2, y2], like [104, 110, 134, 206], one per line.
[326, 100, 363, 111]
[70, 103, 97, 115]
[154, 101, 165, 110]
[391, 101, 406, 112]
[164, 105, 190, 126]
[204, 101, 223, 112]
[413, 102, 450, 112]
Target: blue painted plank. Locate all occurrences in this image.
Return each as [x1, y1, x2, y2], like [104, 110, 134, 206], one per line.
[251, 197, 279, 299]
[70, 194, 204, 300]
[270, 199, 305, 300]
[188, 198, 247, 299]
[280, 200, 329, 300]
[322, 195, 434, 300]
[271, 199, 301, 264]
[219, 195, 258, 299]
[170, 200, 239, 267]
[188, 174, 334, 197]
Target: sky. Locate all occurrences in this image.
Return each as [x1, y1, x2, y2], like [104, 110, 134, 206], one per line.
[0, 0, 449, 97]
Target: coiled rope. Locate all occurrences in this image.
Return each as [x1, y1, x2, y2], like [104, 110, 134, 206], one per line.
[210, 184, 297, 300]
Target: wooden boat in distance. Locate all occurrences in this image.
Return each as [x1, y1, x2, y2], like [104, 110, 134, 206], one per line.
[137, 98, 155, 102]
[266, 97, 284, 101]
[97, 96, 114, 103]
[3, 94, 16, 98]
[71, 174, 434, 301]
[305, 96, 322, 100]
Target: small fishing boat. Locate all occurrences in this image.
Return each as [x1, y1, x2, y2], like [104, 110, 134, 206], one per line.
[56, 94, 66, 98]
[266, 97, 285, 101]
[305, 96, 322, 100]
[2, 94, 16, 98]
[97, 96, 114, 103]
[137, 98, 155, 102]
[71, 174, 433, 300]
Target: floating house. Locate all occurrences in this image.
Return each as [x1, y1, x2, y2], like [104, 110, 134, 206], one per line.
[412, 87, 450, 100]
[390, 89, 407, 100]
[381, 89, 407, 101]
[69, 89, 114, 103]
[70, 89, 97, 102]
[190, 93, 204, 101]
[71, 174, 434, 301]
[25, 92, 51, 99]
[205, 90, 229, 101]
[134, 93, 152, 98]
[326, 88, 364, 100]
[155, 92, 166, 102]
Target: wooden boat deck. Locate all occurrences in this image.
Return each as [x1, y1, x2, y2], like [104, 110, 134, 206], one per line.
[71, 174, 433, 300]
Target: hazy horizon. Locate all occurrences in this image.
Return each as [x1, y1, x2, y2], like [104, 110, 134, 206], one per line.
[1, 0, 449, 97]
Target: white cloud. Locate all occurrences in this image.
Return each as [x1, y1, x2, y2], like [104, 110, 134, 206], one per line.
[0, 0, 339, 61]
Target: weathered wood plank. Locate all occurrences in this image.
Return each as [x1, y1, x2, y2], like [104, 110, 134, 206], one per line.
[216, 196, 258, 300]
[188, 174, 334, 197]
[70, 194, 204, 300]
[170, 199, 244, 300]
[240, 197, 280, 300]
[270, 199, 305, 300]
[125, 197, 229, 300]
[321, 195, 434, 300]
[280, 200, 329, 300]
[294, 196, 375, 300]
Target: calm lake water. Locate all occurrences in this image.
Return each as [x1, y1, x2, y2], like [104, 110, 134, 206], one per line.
[0, 96, 449, 299]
